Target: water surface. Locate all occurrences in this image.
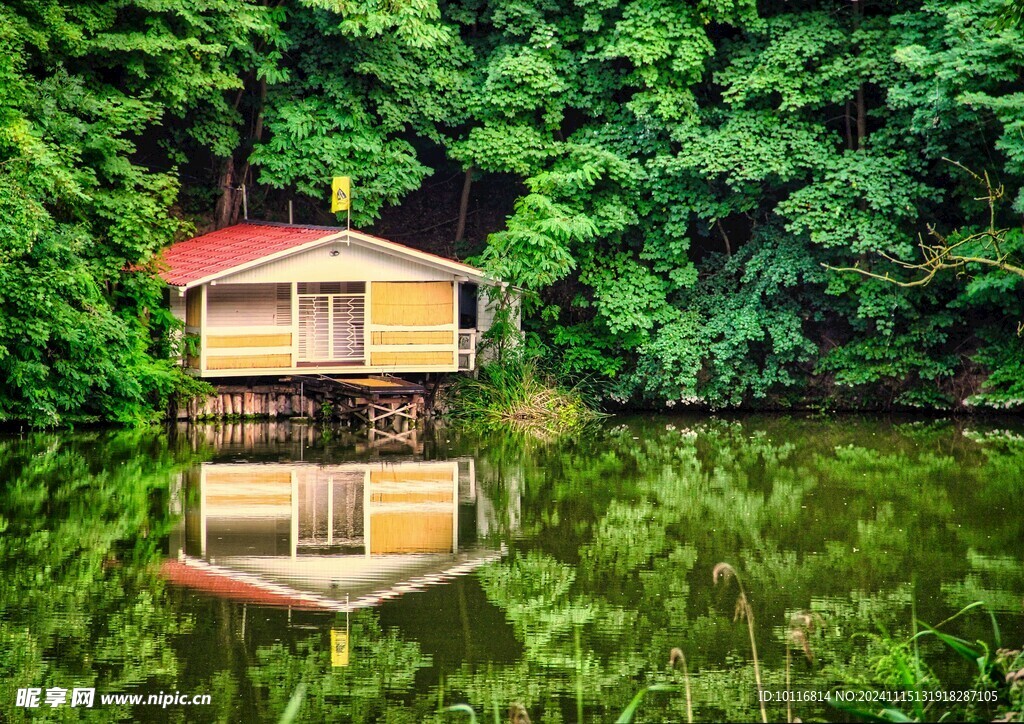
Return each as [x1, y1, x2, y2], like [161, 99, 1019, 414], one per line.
[1, 416, 1022, 722]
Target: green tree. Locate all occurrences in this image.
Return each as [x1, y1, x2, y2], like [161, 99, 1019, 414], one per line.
[243, 0, 471, 226]
[464, 0, 1024, 411]
[0, 0, 270, 425]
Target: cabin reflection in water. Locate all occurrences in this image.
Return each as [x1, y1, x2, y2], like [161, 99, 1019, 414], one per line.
[166, 460, 502, 610]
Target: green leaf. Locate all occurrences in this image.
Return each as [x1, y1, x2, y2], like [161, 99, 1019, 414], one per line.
[615, 684, 678, 724]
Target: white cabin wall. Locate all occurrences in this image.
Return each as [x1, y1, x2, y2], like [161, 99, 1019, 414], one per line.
[219, 240, 448, 285]
[476, 291, 495, 334]
[169, 292, 186, 324]
[476, 289, 521, 336]
[476, 288, 521, 364]
[167, 291, 186, 365]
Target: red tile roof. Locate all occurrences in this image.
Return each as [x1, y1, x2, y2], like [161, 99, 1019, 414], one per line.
[160, 559, 332, 610]
[158, 222, 335, 287]
[158, 221, 489, 287]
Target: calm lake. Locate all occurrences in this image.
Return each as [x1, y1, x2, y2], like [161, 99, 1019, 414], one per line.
[2, 416, 1022, 722]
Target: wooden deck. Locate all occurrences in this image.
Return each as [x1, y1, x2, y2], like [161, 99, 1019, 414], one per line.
[329, 376, 426, 396]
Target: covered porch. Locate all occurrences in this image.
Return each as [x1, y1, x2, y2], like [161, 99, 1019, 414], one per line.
[179, 280, 477, 377]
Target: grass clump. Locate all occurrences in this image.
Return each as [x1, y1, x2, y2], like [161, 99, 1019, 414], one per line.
[447, 357, 604, 434]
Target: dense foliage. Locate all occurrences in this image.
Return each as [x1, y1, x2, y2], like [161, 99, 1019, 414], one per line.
[0, 0, 262, 424]
[2, 0, 1023, 423]
[453, 0, 1024, 411]
[0, 431, 200, 721]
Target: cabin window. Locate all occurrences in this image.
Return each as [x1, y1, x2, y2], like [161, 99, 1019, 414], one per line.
[207, 283, 292, 327]
[298, 282, 364, 295]
[275, 284, 291, 325]
[296, 468, 365, 553]
[297, 282, 366, 362]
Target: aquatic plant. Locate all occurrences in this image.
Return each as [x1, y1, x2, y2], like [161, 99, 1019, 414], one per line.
[785, 612, 821, 724]
[832, 601, 1024, 722]
[614, 684, 679, 724]
[508, 702, 531, 724]
[445, 356, 604, 434]
[277, 684, 306, 724]
[443, 703, 477, 723]
[713, 562, 768, 724]
[669, 647, 695, 723]
[441, 701, 531, 724]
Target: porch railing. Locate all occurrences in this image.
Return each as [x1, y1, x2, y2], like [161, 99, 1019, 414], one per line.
[457, 329, 477, 371]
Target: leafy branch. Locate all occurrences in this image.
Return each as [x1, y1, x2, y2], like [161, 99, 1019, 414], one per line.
[825, 160, 1024, 286]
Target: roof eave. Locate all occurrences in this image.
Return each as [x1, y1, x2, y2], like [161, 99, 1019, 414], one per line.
[168, 230, 351, 290]
[159, 225, 500, 289]
[167, 230, 498, 288]
[345, 230, 497, 285]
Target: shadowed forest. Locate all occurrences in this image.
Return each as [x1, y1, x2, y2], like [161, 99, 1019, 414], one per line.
[2, 0, 1023, 426]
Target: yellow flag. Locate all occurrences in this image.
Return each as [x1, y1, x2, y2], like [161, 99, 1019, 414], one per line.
[331, 176, 351, 213]
[330, 628, 350, 667]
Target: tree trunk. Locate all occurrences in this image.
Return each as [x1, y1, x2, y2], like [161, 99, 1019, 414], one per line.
[845, 100, 854, 150]
[717, 219, 732, 257]
[856, 85, 866, 150]
[455, 166, 473, 243]
[253, 77, 267, 142]
[214, 156, 236, 230]
[215, 76, 268, 229]
[232, 77, 268, 224]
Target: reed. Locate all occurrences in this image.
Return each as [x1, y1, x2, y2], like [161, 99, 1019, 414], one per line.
[785, 611, 819, 724]
[508, 703, 531, 724]
[446, 356, 604, 434]
[443, 704, 478, 723]
[785, 642, 792, 724]
[276, 684, 306, 724]
[669, 647, 694, 723]
[615, 684, 679, 723]
[713, 562, 768, 724]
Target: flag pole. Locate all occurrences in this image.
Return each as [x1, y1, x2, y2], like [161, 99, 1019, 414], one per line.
[331, 176, 351, 240]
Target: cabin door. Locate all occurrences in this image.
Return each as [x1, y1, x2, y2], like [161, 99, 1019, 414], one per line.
[297, 283, 365, 363]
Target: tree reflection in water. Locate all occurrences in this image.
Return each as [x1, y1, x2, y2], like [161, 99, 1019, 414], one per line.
[0, 417, 1022, 722]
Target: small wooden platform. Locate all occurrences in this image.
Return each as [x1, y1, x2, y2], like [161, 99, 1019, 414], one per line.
[308, 375, 426, 435]
[330, 376, 426, 396]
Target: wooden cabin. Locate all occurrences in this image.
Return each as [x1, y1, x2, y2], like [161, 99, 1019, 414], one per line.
[160, 222, 504, 377]
[185, 461, 466, 558]
[165, 460, 502, 610]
